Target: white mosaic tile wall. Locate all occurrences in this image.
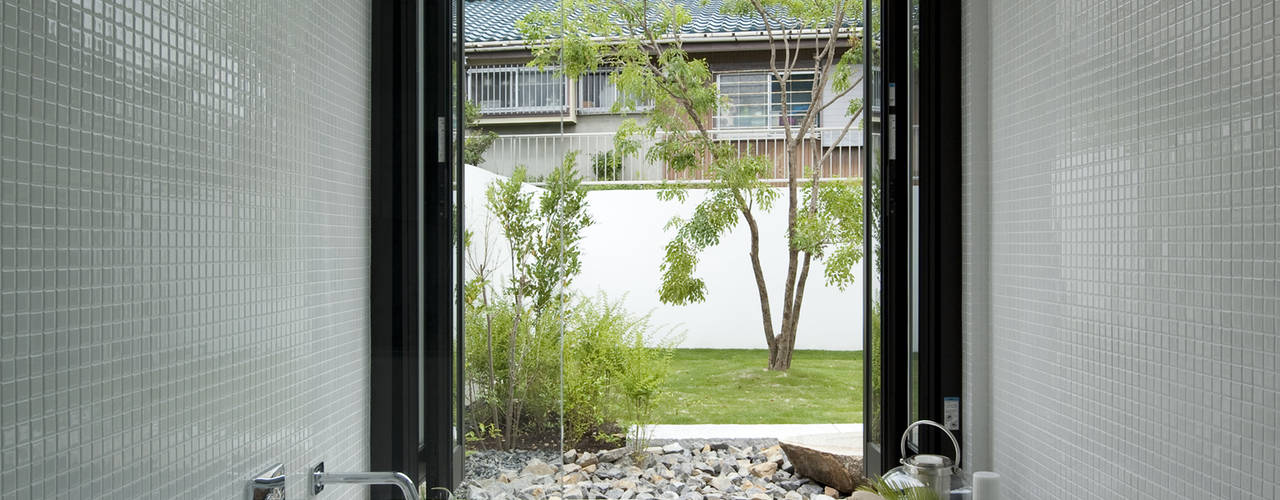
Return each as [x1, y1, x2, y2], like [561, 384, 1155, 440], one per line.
[0, 1, 372, 498]
[964, 0, 1278, 497]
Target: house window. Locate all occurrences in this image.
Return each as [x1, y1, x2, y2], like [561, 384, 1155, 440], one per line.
[716, 72, 819, 130]
[579, 71, 653, 114]
[579, 72, 619, 113]
[466, 65, 566, 114]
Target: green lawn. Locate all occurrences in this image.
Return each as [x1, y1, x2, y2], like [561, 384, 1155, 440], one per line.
[655, 349, 864, 424]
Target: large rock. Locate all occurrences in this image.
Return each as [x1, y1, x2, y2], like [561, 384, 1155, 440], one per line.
[778, 432, 865, 494]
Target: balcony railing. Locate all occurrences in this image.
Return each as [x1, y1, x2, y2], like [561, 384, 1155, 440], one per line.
[466, 65, 568, 115]
[472, 127, 865, 184]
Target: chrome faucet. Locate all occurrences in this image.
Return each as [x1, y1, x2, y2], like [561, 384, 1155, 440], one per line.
[312, 463, 421, 500]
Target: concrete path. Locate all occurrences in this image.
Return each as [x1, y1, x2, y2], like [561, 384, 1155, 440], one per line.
[635, 423, 863, 440]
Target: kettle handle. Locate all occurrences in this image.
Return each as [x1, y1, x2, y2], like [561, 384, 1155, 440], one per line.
[899, 419, 961, 471]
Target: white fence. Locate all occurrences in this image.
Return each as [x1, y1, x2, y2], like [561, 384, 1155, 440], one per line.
[474, 127, 864, 184]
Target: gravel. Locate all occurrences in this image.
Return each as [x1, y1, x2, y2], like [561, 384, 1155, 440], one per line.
[465, 449, 560, 483]
[456, 439, 841, 500]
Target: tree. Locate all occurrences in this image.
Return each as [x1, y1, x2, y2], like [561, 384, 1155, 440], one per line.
[481, 153, 593, 447]
[521, 0, 866, 370]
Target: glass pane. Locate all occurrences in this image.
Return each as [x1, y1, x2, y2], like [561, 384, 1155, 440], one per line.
[907, 0, 922, 450]
[452, 0, 464, 457]
[864, 0, 884, 473]
[581, 72, 618, 111]
[720, 73, 771, 128]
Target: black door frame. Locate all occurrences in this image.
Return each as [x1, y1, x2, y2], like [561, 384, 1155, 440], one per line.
[916, 0, 963, 459]
[370, 0, 426, 497]
[369, 0, 462, 497]
[864, 0, 962, 475]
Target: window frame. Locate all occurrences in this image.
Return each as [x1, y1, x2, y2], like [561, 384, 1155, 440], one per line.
[714, 70, 819, 131]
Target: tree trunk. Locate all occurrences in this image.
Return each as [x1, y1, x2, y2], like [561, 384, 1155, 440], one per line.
[504, 290, 522, 450]
[483, 285, 496, 428]
[770, 144, 804, 371]
[742, 205, 777, 357]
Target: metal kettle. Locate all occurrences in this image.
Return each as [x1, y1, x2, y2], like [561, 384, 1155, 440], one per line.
[882, 420, 962, 500]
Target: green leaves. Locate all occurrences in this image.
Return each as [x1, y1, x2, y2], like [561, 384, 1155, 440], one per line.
[485, 153, 595, 310]
[531, 153, 594, 311]
[794, 179, 865, 290]
[487, 167, 538, 298]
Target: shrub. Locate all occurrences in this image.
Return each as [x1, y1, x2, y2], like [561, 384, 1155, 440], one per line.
[562, 293, 678, 448]
[463, 289, 563, 446]
[464, 155, 678, 450]
[591, 150, 624, 181]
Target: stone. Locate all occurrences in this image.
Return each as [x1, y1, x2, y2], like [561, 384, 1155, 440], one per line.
[701, 444, 712, 453]
[715, 460, 737, 476]
[523, 459, 558, 476]
[584, 464, 598, 474]
[618, 479, 638, 490]
[564, 449, 579, 464]
[784, 491, 803, 500]
[710, 476, 733, 492]
[824, 486, 840, 497]
[560, 472, 588, 485]
[662, 443, 685, 454]
[762, 445, 785, 465]
[563, 463, 582, 474]
[522, 485, 547, 497]
[710, 443, 731, 451]
[747, 462, 777, 479]
[658, 492, 680, 500]
[747, 493, 770, 500]
[850, 492, 887, 500]
[507, 477, 534, 492]
[779, 432, 866, 494]
[598, 465, 625, 480]
[606, 488, 626, 499]
[813, 495, 836, 500]
[577, 452, 599, 467]
[635, 452, 658, 469]
[645, 446, 666, 455]
[681, 492, 704, 500]
[600, 447, 631, 463]
[658, 454, 683, 466]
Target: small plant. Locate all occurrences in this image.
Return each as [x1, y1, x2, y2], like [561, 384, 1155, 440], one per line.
[464, 422, 503, 444]
[591, 150, 624, 181]
[858, 474, 940, 500]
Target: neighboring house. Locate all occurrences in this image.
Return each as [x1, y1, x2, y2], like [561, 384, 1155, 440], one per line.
[464, 0, 864, 182]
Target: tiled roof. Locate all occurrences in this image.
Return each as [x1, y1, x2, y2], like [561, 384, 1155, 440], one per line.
[464, 0, 856, 44]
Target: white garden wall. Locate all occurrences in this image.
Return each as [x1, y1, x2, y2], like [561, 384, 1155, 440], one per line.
[465, 166, 864, 351]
